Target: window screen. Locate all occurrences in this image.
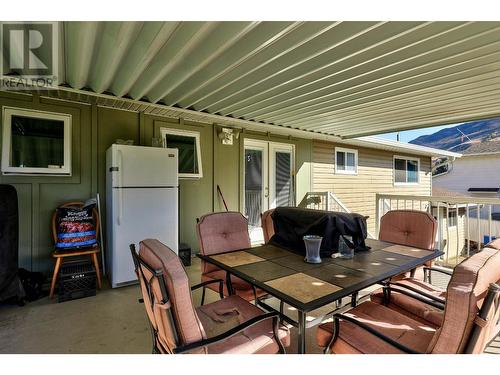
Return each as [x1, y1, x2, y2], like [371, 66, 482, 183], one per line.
[407, 160, 418, 183]
[336, 151, 345, 171]
[346, 152, 356, 172]
[244, 149, 263, 226]
[275, 152, 292, 207]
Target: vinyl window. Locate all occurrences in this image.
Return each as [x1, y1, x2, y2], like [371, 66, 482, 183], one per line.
[394, 156, 420, 185]
[448, 210, 457, 227]
[335, 147, 358, 175]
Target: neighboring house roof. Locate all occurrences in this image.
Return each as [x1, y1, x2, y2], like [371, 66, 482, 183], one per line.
[461, 141, 500, 156]
[346, 136, 462, 158]
[432, 187, 470, 198]
[468, 187, 500, 193]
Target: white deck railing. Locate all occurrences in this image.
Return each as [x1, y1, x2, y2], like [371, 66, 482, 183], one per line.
[298, 191, 350, 213]
[299, 192, 375, 238]
[375, 193, 500, 267]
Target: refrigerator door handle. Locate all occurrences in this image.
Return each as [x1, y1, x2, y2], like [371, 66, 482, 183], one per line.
[117, 149, 123, 225]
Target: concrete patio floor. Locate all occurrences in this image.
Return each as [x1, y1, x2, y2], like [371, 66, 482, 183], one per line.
[0, 257, 498, 354]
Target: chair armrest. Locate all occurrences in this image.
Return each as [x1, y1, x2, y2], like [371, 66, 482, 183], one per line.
[191, 279, 224, 300]
[173, 312, 283, 354]
[387, 281, 446, 307]
[332, 313, 421, 354]
[424, 266, 453, 276]
[191, 279, 223, 291]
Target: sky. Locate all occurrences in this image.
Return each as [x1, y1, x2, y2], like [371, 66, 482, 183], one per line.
[375, 124, 459, 143]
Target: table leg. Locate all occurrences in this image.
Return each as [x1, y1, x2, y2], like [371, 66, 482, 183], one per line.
[225, 271, 234, 295]
[297, 310, 306, 354]
[351, 292, 358, 307]
[410, 268, 416, 278]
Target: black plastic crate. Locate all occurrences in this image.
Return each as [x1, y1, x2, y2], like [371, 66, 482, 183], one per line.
[58, 261, 96, 303]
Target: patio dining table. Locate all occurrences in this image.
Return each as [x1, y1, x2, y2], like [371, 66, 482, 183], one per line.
[197, 238, 443, 354]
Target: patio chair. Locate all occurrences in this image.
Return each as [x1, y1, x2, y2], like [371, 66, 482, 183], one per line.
[196, 212, 267, 304]
[316, 244, 500, 354]
[261, 209, 275, 243]
[130, 239, 289, 354]
[369, 238, 500, 327]
[368, 210, 442, 322]
[379, 209, 438, 279]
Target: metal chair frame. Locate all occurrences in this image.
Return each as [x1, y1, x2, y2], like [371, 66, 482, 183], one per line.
[129, 244, 286, 354]
[324, 282, 500, 354]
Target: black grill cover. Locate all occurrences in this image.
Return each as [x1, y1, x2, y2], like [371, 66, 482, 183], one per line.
[0, 184, 25, 302]
[269, 207, 370, 258]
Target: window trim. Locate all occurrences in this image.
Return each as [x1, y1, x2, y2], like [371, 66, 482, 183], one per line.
[1, 106, 72, 176]
[160, 127, 203, 179]
[335, 147, 358, 175]
[393, 155, 420, 186]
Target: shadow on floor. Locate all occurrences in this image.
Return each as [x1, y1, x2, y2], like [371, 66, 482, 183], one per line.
[0, 257, 498, 354]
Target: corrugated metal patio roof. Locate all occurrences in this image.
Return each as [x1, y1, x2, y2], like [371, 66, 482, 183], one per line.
[3, 21, 500, 139]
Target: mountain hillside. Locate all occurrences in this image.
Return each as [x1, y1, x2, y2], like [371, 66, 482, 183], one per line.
[409, 119, 500, 151]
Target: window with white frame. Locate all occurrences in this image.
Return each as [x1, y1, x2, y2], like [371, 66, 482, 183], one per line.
[160, 127, 202, 179]
[448, 210, 457, 227]
[335, 147, 358, 174]
[394, 156, 419, 184]
[1, 107, 72, 175]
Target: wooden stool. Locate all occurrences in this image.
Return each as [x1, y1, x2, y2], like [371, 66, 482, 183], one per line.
[49, 202, 102, 299]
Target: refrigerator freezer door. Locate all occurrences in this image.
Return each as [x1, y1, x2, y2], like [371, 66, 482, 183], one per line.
[110, 145, 178, 188]
[109, 187, 178, 288]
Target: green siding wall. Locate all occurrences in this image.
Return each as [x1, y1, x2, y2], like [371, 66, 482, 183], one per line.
[0, 91, 312, 274]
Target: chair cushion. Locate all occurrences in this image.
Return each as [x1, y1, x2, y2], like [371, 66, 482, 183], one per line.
[486, 238, 500, 250]
[261, 209, 275, 244]
[202, 271, 267, 301]
[379, 210, 437, 250]
[139, 239, 206, 348]
[316, 301, 437, 354]
[370, 278, 445, 327]
[196, 295, 290, 354]
[197, 212, 251, 274]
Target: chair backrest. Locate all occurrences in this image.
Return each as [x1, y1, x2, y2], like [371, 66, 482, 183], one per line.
[196, 212, 251, 274]
[379, 210, 437, 250]
[132, 239, 206, 353]
[428, 245, 500, 354]
[51, 201, 100, 244]
[261, 209, 275, 243]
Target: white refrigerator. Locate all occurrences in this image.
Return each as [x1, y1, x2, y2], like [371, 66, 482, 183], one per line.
[106, 144, 179, 288]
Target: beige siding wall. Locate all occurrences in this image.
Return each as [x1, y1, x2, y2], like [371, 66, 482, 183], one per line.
[436, 208, 467, 266]
[312, 140, 432, 235]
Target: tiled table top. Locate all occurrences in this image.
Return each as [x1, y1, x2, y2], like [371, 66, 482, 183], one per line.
[199, 240, 442, 312]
